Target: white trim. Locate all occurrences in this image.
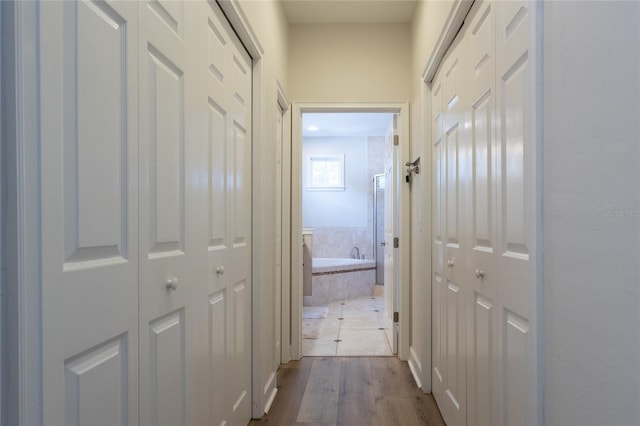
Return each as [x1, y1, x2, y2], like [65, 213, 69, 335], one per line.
[278, 82, 293, 365]
[531, 2, 544, 424]
[290, 102, 411, 361]
[263, 387, 277, 415]
[421, 0, 473, 84]
[216, 0, 264, 58]
[408, 347, 423, 390]
[0, 4, 3, 421]
[276, 80, 289, 112]
[9, 1, 42, 424]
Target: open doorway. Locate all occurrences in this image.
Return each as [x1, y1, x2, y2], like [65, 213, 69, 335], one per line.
[299, 112, 395, 356]
[289, 103, 411, 362]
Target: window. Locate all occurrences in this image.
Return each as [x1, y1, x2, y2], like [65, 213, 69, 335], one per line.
[307, 155, 345, 191]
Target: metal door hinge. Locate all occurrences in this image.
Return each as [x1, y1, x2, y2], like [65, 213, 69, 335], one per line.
[393, 135, 399, 146]
[393, 312, 399, 323]
[393, 237, 399, 248]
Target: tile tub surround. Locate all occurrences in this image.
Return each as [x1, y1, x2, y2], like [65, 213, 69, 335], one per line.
[310, 227, 372, 260]
[310, 258, 376, 306]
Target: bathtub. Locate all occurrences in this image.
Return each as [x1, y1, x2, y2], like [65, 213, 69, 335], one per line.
[312, 257, 376, 273]
[308, 258, 376, 306]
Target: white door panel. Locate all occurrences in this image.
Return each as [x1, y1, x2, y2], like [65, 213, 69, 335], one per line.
[39, 1, 139, 424]
[138, 1, 193, 424]
[383, 116, 398, 354]
[495, 1, 535, 425]
[441, 41, 468, 426]
[431, 74, 445, 407]
[466, 3, 498, 426]
[201, 2, 253, 425]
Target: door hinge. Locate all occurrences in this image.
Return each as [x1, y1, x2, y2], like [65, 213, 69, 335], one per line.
[393, 237, 399, 248]
[393, 135, 399, 146]
[393, 312, 399, 323]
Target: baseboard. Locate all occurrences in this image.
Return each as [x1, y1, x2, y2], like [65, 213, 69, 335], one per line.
[264, 387, 277, 414]
[408, 346, 423, 390]
[303, 295, 312, 306]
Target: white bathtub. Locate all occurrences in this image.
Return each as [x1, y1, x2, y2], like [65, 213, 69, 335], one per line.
[308, 258, 377, 306]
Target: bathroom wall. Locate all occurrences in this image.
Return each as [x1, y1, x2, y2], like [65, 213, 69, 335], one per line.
[302, 135, 386, 259]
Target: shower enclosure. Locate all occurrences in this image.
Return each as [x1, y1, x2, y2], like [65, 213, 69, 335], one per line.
[373, 174, 385, 284]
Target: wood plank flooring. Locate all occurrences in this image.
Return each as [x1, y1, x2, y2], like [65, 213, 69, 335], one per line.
[249, 357, 445, 426]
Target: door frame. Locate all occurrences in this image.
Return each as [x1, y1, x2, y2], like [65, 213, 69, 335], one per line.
[276, 82, 293, 366]
[289, 102, 411, 361]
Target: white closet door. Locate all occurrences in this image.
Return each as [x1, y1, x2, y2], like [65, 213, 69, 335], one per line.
[201, 2, 253, 425]
[495, 1, 537, 425]
[431, 74, 445, 403]
[440, 36, 468, 426]
[138, 1, 198, 424]
[39, 1, 139, 424]
[466, 2, 498, 426]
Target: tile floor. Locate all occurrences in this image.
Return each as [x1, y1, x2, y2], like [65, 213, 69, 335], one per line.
[302, 293, 392, 356]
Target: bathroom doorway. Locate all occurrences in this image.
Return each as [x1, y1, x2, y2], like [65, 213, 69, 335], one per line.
[295, 110, 397, 356]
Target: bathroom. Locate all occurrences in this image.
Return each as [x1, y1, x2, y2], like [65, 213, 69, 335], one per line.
[301, 112, 394, 356]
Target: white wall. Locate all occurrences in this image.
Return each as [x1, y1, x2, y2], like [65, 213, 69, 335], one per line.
[237, 0, 290, 416]
[409, 0, 457, 391]
[302, 137, 368, 227]
[288, 23, 411, 101]
[543, 2, 640, 425]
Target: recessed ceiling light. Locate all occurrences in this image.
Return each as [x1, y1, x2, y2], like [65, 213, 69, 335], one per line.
[307, 125, 319, 132]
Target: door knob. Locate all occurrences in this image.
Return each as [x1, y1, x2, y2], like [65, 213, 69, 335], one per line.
[166, 277, 179, 291]
[216, 266, 225, 275]
[447, 260, 454, 268]
[475, 269, 485, 279]
[380, 242, 386, 247]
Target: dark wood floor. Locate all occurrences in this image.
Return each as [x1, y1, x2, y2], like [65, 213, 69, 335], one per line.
[249, 357, 445, 426]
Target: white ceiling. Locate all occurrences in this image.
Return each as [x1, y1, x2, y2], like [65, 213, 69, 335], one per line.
[282, 0, 418, 24]
[302, 112, 394, 138]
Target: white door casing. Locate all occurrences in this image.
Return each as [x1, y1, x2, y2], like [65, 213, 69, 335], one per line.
[278, 83, 293, 365]
[38, 1, 139, 424]
[275, 103, 284, 368]
[289, 103, 410, 362]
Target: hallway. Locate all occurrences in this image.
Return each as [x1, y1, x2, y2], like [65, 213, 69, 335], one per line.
[249, 357, 444, 426]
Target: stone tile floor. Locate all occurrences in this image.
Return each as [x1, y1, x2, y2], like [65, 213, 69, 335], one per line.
[302, 293, 392, 356]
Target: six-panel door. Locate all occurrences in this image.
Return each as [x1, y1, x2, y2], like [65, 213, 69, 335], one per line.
[39, 1, 139, 424]
[431, 1, 538, 425]
[37, 1, 252, 424]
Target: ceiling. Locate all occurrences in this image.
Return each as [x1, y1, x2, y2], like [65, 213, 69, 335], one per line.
[302, 112, 394, 138]
[282, 0, 418, 24]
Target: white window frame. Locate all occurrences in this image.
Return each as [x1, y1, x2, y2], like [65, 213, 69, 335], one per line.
[306, 154, 345, 191]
